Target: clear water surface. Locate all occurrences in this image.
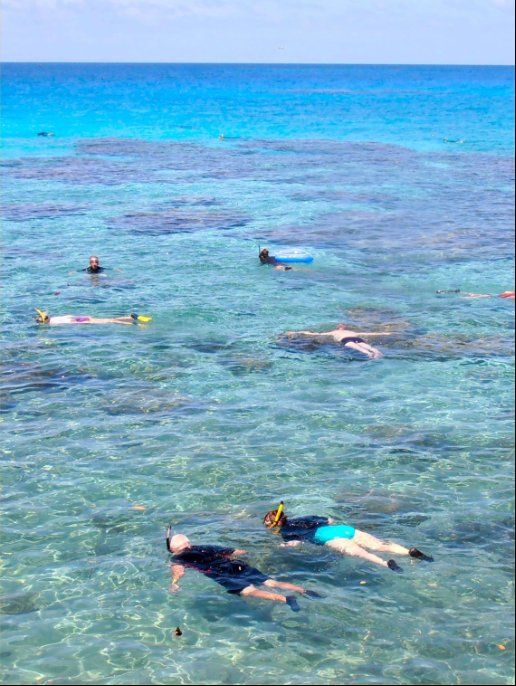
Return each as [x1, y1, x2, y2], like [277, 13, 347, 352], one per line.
[1, 63, 514, 685]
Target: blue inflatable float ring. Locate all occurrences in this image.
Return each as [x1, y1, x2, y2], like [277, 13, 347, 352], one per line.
[272, 250, 314, 264]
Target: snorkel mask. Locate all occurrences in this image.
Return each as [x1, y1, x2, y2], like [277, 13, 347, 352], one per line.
[35, 308, 50, 323]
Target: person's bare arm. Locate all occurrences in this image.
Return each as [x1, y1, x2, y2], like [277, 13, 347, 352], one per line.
[88, 317, 134, 326]
[284, 330, 320, 337]
[280, 540, 303, 548]
[170, 564, 185, 592]
[460, 292, 493, 299]
[355, 332, 394, 337]
[231, 549, 247, 557]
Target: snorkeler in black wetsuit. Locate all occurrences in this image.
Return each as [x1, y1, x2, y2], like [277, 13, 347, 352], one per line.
[259, 248, 292, 271]
[84, 255, 105, 274]
[166, 530, 317, 611]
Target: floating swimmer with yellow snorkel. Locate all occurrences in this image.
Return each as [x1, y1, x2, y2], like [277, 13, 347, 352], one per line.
[264, 501, 433, 573]
[35, 309, 152, 326]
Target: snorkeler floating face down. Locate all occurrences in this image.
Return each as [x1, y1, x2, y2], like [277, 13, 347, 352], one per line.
[165, 521, 315, 611]
[263, 501, 433, 572]
[263, 502, 287, 528]
[35, 308, 50, 324]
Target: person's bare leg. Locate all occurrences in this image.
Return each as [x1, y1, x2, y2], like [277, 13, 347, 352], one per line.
[345, 342, 382, 359]
[112, 317, 135, 325]
[264, 579, 305, 594]
[353, 530, 410, 556]
[240, 585, 286, 603]
[88, 317, 134, 326]
[326, 539, 389, 567]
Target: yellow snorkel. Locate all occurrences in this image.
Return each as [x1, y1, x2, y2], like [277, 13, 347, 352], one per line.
[271, 501, 285, 527]
[35, 308, 49, 323]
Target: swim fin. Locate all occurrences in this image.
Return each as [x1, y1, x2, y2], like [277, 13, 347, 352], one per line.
[409, 547, 434, 562]
[387, 559, 403, 573]
[286, 595, 301, 612]
[304, 589, 324, 599]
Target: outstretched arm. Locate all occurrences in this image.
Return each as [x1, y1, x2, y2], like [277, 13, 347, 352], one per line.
[461, 292, 493, 299]
[280, 540, 303, 548]
[231, 549, 247, 557]
[285, 330, 317, 336]
[284, 330, 327, 339]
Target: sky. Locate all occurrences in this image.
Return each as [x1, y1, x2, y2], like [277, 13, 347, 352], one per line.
[2, 0, 515, 64]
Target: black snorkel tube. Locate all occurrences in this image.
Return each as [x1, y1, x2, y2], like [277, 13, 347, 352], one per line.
[166, 523, 173, 553]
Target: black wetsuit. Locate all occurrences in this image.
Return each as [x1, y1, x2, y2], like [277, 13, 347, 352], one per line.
[260, 256, 292, 270]
[279, 516, 330, 544]
[172, 545, 269, 594]
[85, 266, 105, 273]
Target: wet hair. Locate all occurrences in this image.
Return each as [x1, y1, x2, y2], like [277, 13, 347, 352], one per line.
[259, 248, 270, 263]
[89, 255, 100, 263]
[336, 323, 349, 330]
[35, 311, 50, 323]
[263, 509, 287, 528]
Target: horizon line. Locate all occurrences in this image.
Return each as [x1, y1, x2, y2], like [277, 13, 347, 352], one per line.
[2, 60, 514, 67]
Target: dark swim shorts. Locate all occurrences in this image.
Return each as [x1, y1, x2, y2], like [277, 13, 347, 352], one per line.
[206, 560, 269, 594]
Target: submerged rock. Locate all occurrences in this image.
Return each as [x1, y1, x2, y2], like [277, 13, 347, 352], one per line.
[0, 591, 39, 615]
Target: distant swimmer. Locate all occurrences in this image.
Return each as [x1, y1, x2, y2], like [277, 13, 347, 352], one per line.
[264, 502, 433, 573]
[37, 131, 54, 137]
[436, 289, 515, 299]
[84, 255, 105, 274]
[166, 528, 319, 612]
[259, 248, 292, 271]
[35, 309, 151, 326]
[283, 323, 389, 359]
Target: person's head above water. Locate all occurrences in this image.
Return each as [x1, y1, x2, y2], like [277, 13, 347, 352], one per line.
[35, 308, 50, 323]
[168, 533, 191, 553]
[88, 255, 101, 272]
[263, 502, 287, 528]
[335, 323, 350, 330]
[259, 248, 270, 263]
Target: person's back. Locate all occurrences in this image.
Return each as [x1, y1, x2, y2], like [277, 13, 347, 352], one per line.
[166, 530, 315, 610]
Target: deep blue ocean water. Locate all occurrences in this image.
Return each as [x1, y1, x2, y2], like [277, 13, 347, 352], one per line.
[1, 63, 514, 685]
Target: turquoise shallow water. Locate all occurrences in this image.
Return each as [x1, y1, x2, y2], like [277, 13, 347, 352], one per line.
[1, 64, 515, 685]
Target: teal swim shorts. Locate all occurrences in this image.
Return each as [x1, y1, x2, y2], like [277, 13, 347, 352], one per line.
[314, 524, 356, 545]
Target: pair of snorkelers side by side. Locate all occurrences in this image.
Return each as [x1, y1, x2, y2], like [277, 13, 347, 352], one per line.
[259, 248, 292, 271]
[436, 289, 515, 299]
[283, 323, 390, 359]
[263, 502, 433, 573]
[166, 530, 320, 612]
[35, 309, 152, 326]
[165, 501, 433, 610]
